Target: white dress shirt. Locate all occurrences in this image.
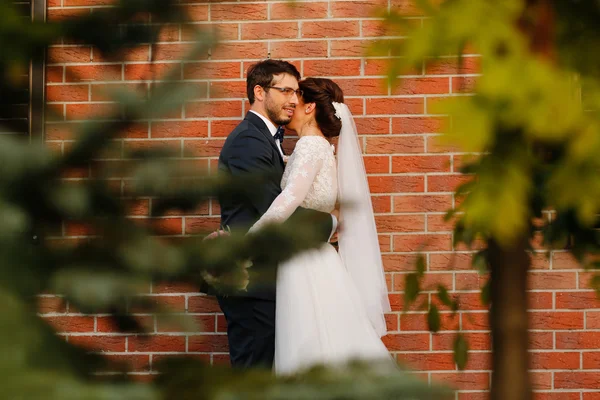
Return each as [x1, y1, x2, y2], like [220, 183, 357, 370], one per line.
[248, 110, 338, 238]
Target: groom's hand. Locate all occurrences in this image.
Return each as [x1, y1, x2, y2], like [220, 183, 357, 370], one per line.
[329, 231, 339, 245]
[203, 230, 230, 241]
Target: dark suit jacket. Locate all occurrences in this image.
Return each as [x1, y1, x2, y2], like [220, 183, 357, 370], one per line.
[217, 111, 333, 300]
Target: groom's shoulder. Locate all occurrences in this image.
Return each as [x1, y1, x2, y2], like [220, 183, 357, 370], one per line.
[224, 118, 268, 145]
[230, 118, 259, 136]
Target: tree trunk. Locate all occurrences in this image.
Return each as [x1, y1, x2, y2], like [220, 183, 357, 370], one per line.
[486, 2, 554, 399]
[488, 237, 532, 400]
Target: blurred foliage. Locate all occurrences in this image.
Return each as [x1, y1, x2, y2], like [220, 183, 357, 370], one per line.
[156, 358, 452, 400]
[377, 0, 600, 249]
[376, 0, 600, 388]
[0, 0, 448, 398]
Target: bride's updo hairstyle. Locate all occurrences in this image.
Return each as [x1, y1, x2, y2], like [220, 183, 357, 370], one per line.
[299, 78, 344, 138]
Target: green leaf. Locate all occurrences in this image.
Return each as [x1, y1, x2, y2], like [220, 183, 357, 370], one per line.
[413, 0, 436, 15]
[0, 201, 29, 238]
[443, 208, 457, 222]
[427, 304, 441, 333]
[416, 254, 426, 277]
[453, 333, 469, 370]
[436, 285, 453, 307]
[49, 184, 92, 218]
[452, 222, 467, 248]
[585, 261, 600, 271]
[451, 299, 460, 314]
[481, 278, 491, 306]
[472, 249, 489, 275]
[156, 357, 454, 400]
[590, 274, 600, 298]
[52, 269, 149, 312]
[404, 273, 420, 311]
[461, 228, 475, 248]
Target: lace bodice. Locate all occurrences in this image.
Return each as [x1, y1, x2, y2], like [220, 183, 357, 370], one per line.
[250, 135, 337, 232]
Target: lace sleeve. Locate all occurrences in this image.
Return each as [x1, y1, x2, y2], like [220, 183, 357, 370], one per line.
[249, 137, 326, 233]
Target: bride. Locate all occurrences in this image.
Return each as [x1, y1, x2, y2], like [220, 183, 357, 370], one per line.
[248, 78, 393, 374]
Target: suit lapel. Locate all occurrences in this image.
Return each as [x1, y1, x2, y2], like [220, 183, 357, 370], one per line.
[244, 112, 285, 168]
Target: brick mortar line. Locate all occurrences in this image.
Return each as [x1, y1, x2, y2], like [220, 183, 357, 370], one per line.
[40, 158, 476, 164]
[45, 99, 456, 104]
[81, 349, 598, 355]
[46, 63, 482, 79]
[46, 43, 477, 60]
[46, 56, 481, 64]
[61, 332, 226, 336]
[48, 82, 472, 98]
[45, 310, 598, 316]
[46, 61, 481, 79]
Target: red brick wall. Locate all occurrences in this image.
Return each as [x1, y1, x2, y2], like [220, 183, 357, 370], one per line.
[43, 0, 600, 398]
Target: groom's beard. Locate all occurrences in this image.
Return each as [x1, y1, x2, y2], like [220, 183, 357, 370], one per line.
[265, 95, 294, 126]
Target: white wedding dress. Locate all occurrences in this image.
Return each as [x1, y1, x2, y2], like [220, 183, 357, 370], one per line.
[250, 135, 393, 375]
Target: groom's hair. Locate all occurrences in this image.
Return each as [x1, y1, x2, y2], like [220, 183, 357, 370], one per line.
[246, 60, 301, 104]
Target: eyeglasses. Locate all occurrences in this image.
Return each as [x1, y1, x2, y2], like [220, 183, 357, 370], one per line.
[264, 86, 303, 97]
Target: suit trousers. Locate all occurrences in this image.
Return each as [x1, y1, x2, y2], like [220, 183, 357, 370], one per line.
[216, 295, 276, 369]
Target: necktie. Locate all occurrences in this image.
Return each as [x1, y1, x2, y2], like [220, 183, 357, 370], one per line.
[274, 126, 285, 144]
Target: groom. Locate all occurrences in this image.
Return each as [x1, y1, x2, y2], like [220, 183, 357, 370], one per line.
[215, 60, 337, 369]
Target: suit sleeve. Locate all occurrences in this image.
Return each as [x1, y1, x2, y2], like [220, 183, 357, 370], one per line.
[226, 131, 282, 216]
[288, 207, 334, 243]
